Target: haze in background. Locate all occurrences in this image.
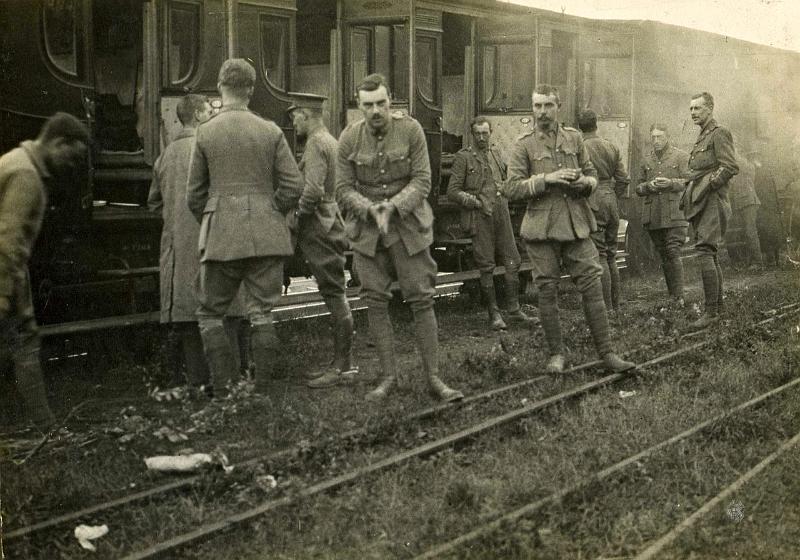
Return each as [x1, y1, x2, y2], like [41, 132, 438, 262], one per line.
[508, 0, 800, 53]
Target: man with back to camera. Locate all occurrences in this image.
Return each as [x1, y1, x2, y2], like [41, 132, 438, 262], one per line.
[447, 116, 537, 330]
[286, 93, 357, 388]
[187, 59, 303, 397]
[682, 92, 738, 330]
[577, 109, 630, 313]
[148, 94, 247, 397]
[0, 112, 88, 429]
[634, 123, 690, 304]
[336, 73, 463, 403]
[503, 84, 634, 374]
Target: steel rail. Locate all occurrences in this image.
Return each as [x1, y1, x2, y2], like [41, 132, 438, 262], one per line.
[414, 376, 800, 559]
[634, 427, 800, 560]
[116, 306, 799, 559]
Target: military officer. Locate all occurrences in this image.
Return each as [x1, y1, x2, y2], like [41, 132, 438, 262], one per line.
[287, 93, 357, 388]
[447, 116, 537, 330]
[634, 123, 690, 303]
[504, 84, 634, 374]
[0, 112, 89, 429]
[682, 92, 738, 330]
[187, 59, 303, 396]
[577, 109, 630, 312]
[336, 73, 463, 403]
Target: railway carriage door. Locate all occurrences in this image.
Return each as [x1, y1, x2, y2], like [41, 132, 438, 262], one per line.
[413, 11, 443, 203]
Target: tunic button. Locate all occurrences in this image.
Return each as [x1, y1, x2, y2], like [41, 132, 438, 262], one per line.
[562, 193, 567, 198]
[380, 169, 385, 173]
[558, 163, 562, 167]
[382, 184, 387, 189]
[378, 152, 383, 156]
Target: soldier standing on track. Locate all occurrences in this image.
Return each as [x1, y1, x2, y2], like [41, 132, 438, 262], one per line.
[286, 93, 357, 388]
[634, 123, 690, 304]
[577, 109, 630, 313]
[336, 73, 463, 403]
[728, 149, 763, 269]
[447, 116, 537, 330]
[148, 94, 247, 397]
[187, 59, 303, 397]
[682, 92, 738, 330]
[504, 85, 634, 374]
[0, 112, 88, 429]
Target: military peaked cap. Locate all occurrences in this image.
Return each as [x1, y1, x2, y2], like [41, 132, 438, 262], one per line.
[287, 92, 327, 114]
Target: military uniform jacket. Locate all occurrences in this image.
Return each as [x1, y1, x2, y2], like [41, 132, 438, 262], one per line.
[634, 145, 690, 229]
[298, 127, 342, 233]
[583, 132, 630, 198]
[683, 119, 738, 219]
[336, 113, 433, 257]
[187, 105, 303, 262]
[728, 155, 759, 211]
[447, 145, 508, 234]
[504, 125, 598, 241]
[0, 141, 48, 299]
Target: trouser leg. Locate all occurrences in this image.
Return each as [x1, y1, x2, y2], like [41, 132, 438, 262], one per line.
[479, 271, 506, 330]
[698, 253, 720, 315]
[198, 319, 236, 396]
[14, 336, 56, 429]
[179, 322, 211, 388]
[743, 205, 763, 266]
[323, 295, 355, 372]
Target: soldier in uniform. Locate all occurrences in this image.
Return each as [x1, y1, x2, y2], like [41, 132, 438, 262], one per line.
[682, 92, 738, 330]
[287, 93, 357, 388]
[577, 109, 630, 312]
[336, 73, 463, 403]
[504, 85, 634, 374]
[728, 149, 763, 269]
[0, 112, 88, 429]
[148, 94, 246, 396]
[634, 124, 690, 303]
[447, 116, 537, 330]
[187, 59, 303, 396]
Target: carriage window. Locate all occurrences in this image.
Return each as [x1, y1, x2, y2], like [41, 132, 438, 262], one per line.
[168, 2, 200, 85]
[416, 36, 436, 102]
[480, 42, 535, 112]
[260, 16, 288, 90]
[349, 24, 408, 102]
[583, 58, 632, 117]
[43, 0, 79, 76]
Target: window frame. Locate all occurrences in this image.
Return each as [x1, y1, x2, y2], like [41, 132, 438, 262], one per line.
[258, 12, 291, 92]
[41, 0, 83, 79]
[162, 0, 203, 88]
[415, 32, 439, 106]
[477, 38, 536, 114]
[346, 20, 409, 106]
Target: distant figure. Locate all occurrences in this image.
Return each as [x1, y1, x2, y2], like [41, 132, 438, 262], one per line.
[287, 93, 357, 388]
[148, 94, 246, 397]
[682, 92, 738, 330]
[749, 143, 785, 266]
[0, 113, 88, 429]
[504, 85, 634, 375]
[336, 73, 462, 403]
[577, 109, 630, 312]
[634, 124, 690, 304]
[728, 150, 762, 269]
[447, 116, 537, 330]
[187, 59, 303, 396]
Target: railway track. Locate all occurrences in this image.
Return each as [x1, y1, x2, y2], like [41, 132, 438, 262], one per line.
[6, 301, 792, 559]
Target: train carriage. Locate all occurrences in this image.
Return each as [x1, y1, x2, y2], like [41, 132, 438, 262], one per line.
[1, 0, 798, 328]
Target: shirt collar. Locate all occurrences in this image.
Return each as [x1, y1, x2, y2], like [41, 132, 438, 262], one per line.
[534, 123, 560, 140]
[700, 118, 718, 136]
[20, 140, 51, 179]
[220, 103, 250, 113]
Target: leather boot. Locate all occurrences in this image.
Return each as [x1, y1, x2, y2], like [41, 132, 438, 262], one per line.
[688, 256, 720, 331]
[662, 259, 674, 297]
[15, 341, 56, 430]
[599, 259, 613, 311]
[199, 321, 237, 398]
[223, 317, 243, 376]
[180, 323, 210, 389]
[481, 285, 507, 330]
[537, 283, 563, 357]
[714, 255, 724, 311]
[504, 275, 538, 325]
[414, 307, 463, 402]
[582, 281, 634, 371]
[365, 305, 399, 401]
[308, 297, 358, 387]
[609, 257, 621, 310]
[250, 320, 280, 393]
[666, 257, 686, 303]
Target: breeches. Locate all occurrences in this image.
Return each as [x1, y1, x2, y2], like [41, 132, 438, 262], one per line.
[590, 192, 621, 262]
[647, 226, 687, 262]
[298, 217, 347, 299]
[197, 257, 283, 323]
[691, 193, 732, 255]
[353, 243, 437, 313]
[472, 203, 521, 274]
[524, 238, 602, 293]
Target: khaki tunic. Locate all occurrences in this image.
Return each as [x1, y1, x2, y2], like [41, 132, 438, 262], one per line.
[635, 145, 690, 230]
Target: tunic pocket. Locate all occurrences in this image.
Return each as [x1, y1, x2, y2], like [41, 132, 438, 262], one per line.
[348, 151, 379, 184]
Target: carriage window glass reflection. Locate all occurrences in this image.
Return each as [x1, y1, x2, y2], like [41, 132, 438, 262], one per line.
[584, 58, 632, 117]
[43, 0, 79, 76]
[260, 16, 288, 90]
[392, 25, 408, 101]
[350, 29, 370, 100]
[168, 2, 200, 85]
[348, 24, 407, 103]
[416, 37, 436, 102]
[481, 43, 534, 112]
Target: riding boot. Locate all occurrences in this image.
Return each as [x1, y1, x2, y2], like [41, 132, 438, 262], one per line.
[480, 285, 507, 331]
[180, 323, 211, 389]
[608, 256, 621, 310]
[537, 283, 563, 359]
[599, 258, 613, 311]
[662, 259, 674, 297]
[15, 342, 56, 430]
[309, 296, 357, 388]
[714, 255, 724, 311]
[250, 320, 280, 393]
[688, 255, 720, 330]
[504, 274, 538, 325]
[365, 305, 398, 402]
[199, 321, 237, 398]
[223, 317, 243, 377]
[582, 281, 635, 372]
[666, 257, 686, 303]
[413, 307, 463, 402]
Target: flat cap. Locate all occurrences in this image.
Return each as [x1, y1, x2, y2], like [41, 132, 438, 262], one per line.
[287, 92, 327, 113]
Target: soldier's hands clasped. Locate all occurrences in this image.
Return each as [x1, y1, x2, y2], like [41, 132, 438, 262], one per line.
[544, 168, 580, 186]
[369, 202, 395, 236]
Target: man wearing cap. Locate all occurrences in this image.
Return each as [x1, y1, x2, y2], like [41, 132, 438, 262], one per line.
[577, 109, 630, 313]
[447, 116, 537, 330]
[683, 92, 738, 330]
[287, 93, 357, 388]
[0, 112, 89, 429]
[336, 73, 463, 403]
[187, 59, 303, 396]
[634, 124, 690, 304]
[504, 84, 634, 374]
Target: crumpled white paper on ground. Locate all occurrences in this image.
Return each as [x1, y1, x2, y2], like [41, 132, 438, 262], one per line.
[74, 524, 109, 551]
[144, 453, 213, 472]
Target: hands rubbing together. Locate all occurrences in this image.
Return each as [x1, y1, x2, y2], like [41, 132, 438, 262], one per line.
[368, 201, 396, 235]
